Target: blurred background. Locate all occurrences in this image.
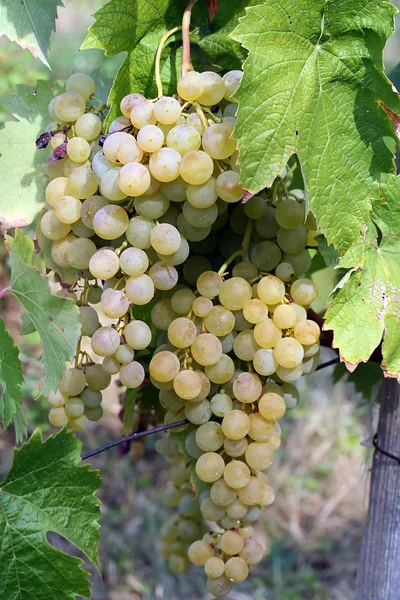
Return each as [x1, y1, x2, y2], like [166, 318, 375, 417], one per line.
[0, 1, 399, 599]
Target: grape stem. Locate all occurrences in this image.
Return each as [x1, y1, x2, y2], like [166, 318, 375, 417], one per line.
[0, 286, 10, 299]
[182, 0, 199, 75]
[155, 26, 182, 98]
[217, 219, 253, 276]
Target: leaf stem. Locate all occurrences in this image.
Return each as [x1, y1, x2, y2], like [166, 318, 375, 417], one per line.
[0, 286, 10, 300]
[182, 0, 199, 75]
[155, 26, 182, 98]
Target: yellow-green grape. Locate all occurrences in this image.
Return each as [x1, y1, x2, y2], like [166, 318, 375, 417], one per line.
[51, 234, 76, 268]
[193, 370, 211, 401]
[253, 348, 278, 376]
[167, 317, 197, 348]
[48, 406, 69, 427]
[294, 319, 321, 344]
[157, 236, 190, 266]
[210, 393, 233, 417]
[89, 248, 120, 280]
[223, 70, 243, 100]
[87, 285, 103, 304]
[205, 556, 225, 579]
[188, 540, 214, 566]
[273, 337, 304, 368]
[63, 158, 91, 177]
[45, 177, 68, 208]
[50, 132, 66, 149]
[59, 367, 86, 396]
[251, 240, 282, 272]
[80, 195, 108, 229]
[195, 452, 225, 483]
[117, 162, 150, 196]
[91, 326, 120, 357]
[303, 354, 319, 375]
[119, 361, 145, 388]
[248, 412, 276, 442]
[136, 124, 164, 152]
[192, 296, 213, 317]
[79, 305, 99, 337]
[173, 370, 202, 400]
[283, 249, 312, 276]
[196, 271, 223, 299]
[224, 436, 248, 458]
[149, 262, 178, 290]
[123, 320, 152, 350]
[183, 201, 218, 228]
[253, 318, 282, 348]
[47, 390, 68, 408]
[103, 131, 143, 165]
[169, 554, 190, 574]
[160, 176, 188, 203]
[179, 150, 214, 185]
[200, 496, 225, 521]
[243, 195, 267, 219]
[120, 93, 144, 117]
[207, 575, 232, 598]
[54, 92, 85, 122]
[64, 397, 85, 418]
[149, 147, 181, 182]
[245, 442, 274, 470]
[150, 350, 180, 382]
[170, 288, 196, 315]
[232, 261, 258, 282]
[219, 277, 252, 311]
[125, 274, 155, 305]
[177, 71, 204, 101]
[154, 96, 181, 124]
[202, 123, 236, 160]
[85, 365, 111, 391]
[130, 98, 157, 128]
[275, 196, 306, 229]
[224, 459, 250, 489]
[222, 410, 251, 440]
[220, 530, 244, 555]
[151, 299, 179, 330]
[92, 205, 129, 240]
[233, 329, 260, 361]
[65, 166, 98, 199]
[100, 170, 127, 201]
[232, 372, 262, 403]
[119, 247, 149, 277]
[276, 261, 295, 283]
[67, 137, 91, 163]
[237, 476, 264, 506]
[259, 392, 286, 420]
[276, 363, 304, 383]
[198, 71, 225, 106]
[273, 304, 296, 330]
[239, 539, 265, 565]
[277, 225, 308, 254]
[257, 275, 285, 305]
[224, 556, 249, 583]
[71, 218, 93, 238]
[186, 112, 205, 135]
[226, 498, 248, 519]
[186, 178, 217, 209]
[291, 303, 307, 324]
[85, 405, 103, 421]
[210, 478, 237, 507]
[204, 306, 235, 337]
[243, 299, 268, 324]
[66, 72, 95, 100]
[204, 354, 234, 384]
[185, 399, 212, 424]
[81, 387, 102, 408]
[191, 333, 222, 366]
[40, 210, 71, 240]
[216, 170, 243, 203]
[75, 113, 102, 140]
[102, 356, 121, 375]
[195, 421, 225, 452]
[150, 223, 181, 255]
[126, 216, 155, 249]
[166, 125, 201, 156]
[69, 414, 89, 432]
[67, 237, 97, 270]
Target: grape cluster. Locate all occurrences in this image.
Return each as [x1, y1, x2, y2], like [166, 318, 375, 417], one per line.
[37, 69, 321, 595]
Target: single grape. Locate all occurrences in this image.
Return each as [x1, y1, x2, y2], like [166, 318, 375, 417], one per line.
[59, 367, 86, 396]
[118, 162, 150, 196]
[66, 73, 95, 100]
[120, 93, 144, 117]
[294, 319, 320, 344]
[222, 410, 251, 440]
[85, 365, 111, 391]
[191, 333, 222, 366]
[196, 452, 225, 483]
[167, 125, 201, 156]
[150, 351, 180, 382]
[119, 361, 145, 388]
[253, 348, 278, 376]
[223, 70, 243, 100]
[125, 274, 155, 305]
[216, 170, 243, 203]
[93, 204, 129, 240]
[177, 71, 204, 101]
[273, 336, 304, 368]
[126, 216, 155, 249]
[103, 131, 143, 165]
[137, 124, 164, 152]
[276, 261, 295, 282]
[243, 299, 268, 324]
[202, 123, 236, 160]
[233, 329, 260, 361]
[232, 372, 262, 403]
[196, 421, 225, 452]
[49, 406, 69, 427]
[119, 247, 149, 276]
[154, 96, 181, 124]
[198, 72, 225, 106]
[275, 197, 306, 229]
[40, 210, 71, 240]
[89, 248, 120, 280]
[80, 305, 99, 337]
[54, 92, 85, 122]
[91, 326, 120, 357]
[179, 150, 214, 185]
[75, 113, 102, 140]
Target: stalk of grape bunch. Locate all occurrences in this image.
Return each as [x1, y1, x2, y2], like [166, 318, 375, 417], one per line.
[35, 9, 321, 594]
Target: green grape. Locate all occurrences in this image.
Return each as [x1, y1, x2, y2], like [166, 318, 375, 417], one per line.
[198, 71, 225, 106]
[151, 299, 179, 330]
[244, 195, 267, 219]
[255, 205, 279, 238]
[103, 131, 142, 165]
[243, 299, 268, 324]
[207, 575, 232, 598]
[126, 216, 155, 249]
[222, 410, 250, 440]
[65, 397, 85, 418]
[45, 177, 68, 208]
[157, 236, 190, 266]
[48, 407, 69, 427]
[183, 201, 218, 228]
[174, 370, 202, 400]
[150, 350, 180, 382]
[251, 241, 282, 271]
[118, 162, 151, 196]
[100, 169, 127, 201]
[220, 331, 236, 353]
[185, 399, 212, 424]
[168, 317, 197, 348]
[66, 73, 95, 100]
[92, 204, 129, 240]
[290, 278, 318, 305]
[224, 459, 250, 489]
[223, 70, 243, 100]
[51, 234, 76, 268]
[216, 170, 243, 203]
[224, 556, 249, 583]
[273, 304, 296, 329]
[75, 113, 102, 140]
[186, 178, 217, 209]
[253, 318, 282, 348]
[134, 192, 170, 219]
[150, 223, 181, 255]
[89, 248, 120, 280]
[180, 150, 214, 185]
[191, 333, 222, 366]
[54, 92, 85, 122]
[220, 530, 244, 555]
[294, 319, 320, 344]
[277, 225, 308, 254]
[119, 361, 145, 388]
[226, 499, 248, 519]
[188, 540, 214, 566]
[232, 371, 262, 403]
[276, 363, 304, 382]
[210, 478, 237, 507]
[202, 123, 236, 160]
[257, 275, 286, 305]
[195, 452, 225, 483]
[203, 306, 235, 336]
[232, 261, 258, 281]
[275, 261, 295, 282]
[248, 413, 276, 442]
[125, 274, 155, 305]
[233, 310, 252, 332]
[177, 71, 204, 101]
[192, 296, 213, 317]
[205, 556, 225, 579]
[91, 326, 120, 357]
[40, 210, 71, 240]
[237, 476, 264, 506]
[224, 436, 248, 458]
[283, 249, 312, 275]
[85, 405, 104, 421]
[275, 197, 306, 229]
[154, 96, 181, 124]
[59, 367, 86, 396]
[205, 354, 235, 384]
[219, 277, 252, 311]
[149, 147, 181, 182]
[47, 390, 67, 408]
[81, 387, 102, 408]
[136, 124, 164, 152]
[166, 125, 201, 156]
[245, 442, 274, 470]
[67, 137, 91, 163]
[80, 195, 108, 229]
[196, 421, 225, 452]
[54, 195, 81, 224]
[67, 237, 97, 270]
[119, 247, 149, 276]
[170, 288, 196, 315]
[302, 353, 319, 374]
[84, 365, 111, 391]
[66, 166, 98, 199]
[124, 320, 152, 350]
[233, 329, 260, 361]
[149, 262, 178, 291]
[80, 305, 99, 337]
[210, 393, 233, 417]
[253, 348, 277, 376]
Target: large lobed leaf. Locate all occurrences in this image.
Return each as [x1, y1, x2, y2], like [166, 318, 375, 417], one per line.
[0, 428, 101, 600]
[0, 81, 57, 232]
[0, 0, 63, 67]
[6, 230, 81, 396]
[0, 317, 26, 442]
[325, 177, 400, 379]
[232, 0, 400, 253]
[81, 0, 249, 127]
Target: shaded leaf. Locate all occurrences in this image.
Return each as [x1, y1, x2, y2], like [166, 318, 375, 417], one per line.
[332, 361, 383, 401]
[0, 318, 26, 442]
[0, 428, 101, 600]
[6, 230, 81, 396]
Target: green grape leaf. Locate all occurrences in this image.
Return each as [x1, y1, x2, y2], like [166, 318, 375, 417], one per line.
[6, 230, 81, 396]
[20, 311, 36, 336]
[332, 361, 383, 401]
[324, 177, 400, 379]
[232, 0, 400, 253]
[0, 317, 26, 442]
[0, 428, 101, 600]
[0, 0, 63, 68]
[0, 81, 57, 232]
[82, 0, 249, 128]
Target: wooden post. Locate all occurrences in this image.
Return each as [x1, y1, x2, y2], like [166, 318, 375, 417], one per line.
[355, 378, 400, 599]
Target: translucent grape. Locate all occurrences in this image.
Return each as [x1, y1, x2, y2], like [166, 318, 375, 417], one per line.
[149, 148, 181, 182]
[224, 436, 248, 458]
[179, 150, 214, 185]
[45, 177, 68, 208]
[84, 365, 111, 391]
[196, 452, 225, 483]
[232, 261, 258, 281]
[216, 170, 243, 203]
[92, 204, 129, 240]
[233, 329, 260, 361]
[168, 317, 197, 348]
[66, 73, 95, 100]
[191, 333, 222, 366]
[239, 540, 264, 565]
[186, 112, 205, 135]
[103, 131, 143, 165]
[198, 72, 225, 106]
[253, 348, 277, 376]
[244, 195, 267, 219]
[126, 216, 155, 249]
[150, 351, 180, 382]
[177, 71, 204, 101]
[188, 540, 214, 566]
[54, 92, 85, 122]
[91, 326, 120, 357]
[222, 410, 251, 440]
[59, 367, 86, 396]
[49, 407, 69, 427]
[67, 137, 91, 163]
[205, 354, 235, 384]
[290, 278, 318, 305]
[166, 125, 201, 156]
[66, 166, 99, 199]
[151, 299, 179, 330]
[248, 412, 276, 442]
[125, 274, 155, 305]
[210, 393, 233, 417]
[275, 197, 306, 229]
[47, 390, 67, 408]
[117, 162, 150, 196]
[137, 124, 164, 152]
[89, 248, 119, 280]
[276, 363, 304, 382]
[114, 344, 135, 364]
[276, 261, 295, 282]
[219, 277, 252, 311]
[223, 70, 243, 100]
[40, 210, 71, 240]
[75, 113, 102, 140]
[192, 296, 213, 317]
[195, 421, 225, 452]
[154, 96, 181, 124]
[220, 530, 244, 556]
[257, 275, 285, 305]
[119, 247, 149, 276]
[233, 372, 262, 403]
[243, 299, 268, 324]
[80, 196, 108, 229]
[205, 557, 225, 580]
[202, 123, 236, 160]
[255, 205, 279, 238]
[170, 288, 196, 315]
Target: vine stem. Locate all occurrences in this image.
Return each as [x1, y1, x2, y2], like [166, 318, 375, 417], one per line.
[0, 286, 10, 299]
[81, 419, 189, 461]
[155, 26, 182, 98]
[182, 0, 199, 75]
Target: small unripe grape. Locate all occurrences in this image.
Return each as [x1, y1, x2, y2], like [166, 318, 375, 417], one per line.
[80, 305, 99, 337]
[119, 361, 145, 388]
[89, 249, 120, 280]
[65, 397, 85, 418]
[81, 387, 102, 408]
[294, 319, 321, 344]
[178, 71, 204, 101]
[222, 410, 251, 440]
[124, 320, 152, 350]
[125, 274, 155, 305]
[66, 72, 95, 101]
[59, 367, 86, 396]
[195, 452, 225, 483]
[48, 406, 69, 427]
[91, 326, 120, 357]
[85, 405, 103, 421]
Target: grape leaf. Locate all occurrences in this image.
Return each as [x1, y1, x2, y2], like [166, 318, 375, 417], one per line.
[232, 0, 400, 253]
[0, 317, 26, 442]
[0, 0, 63, 68]
[81, 0, 249, 127]
[20, 311, 36, 335]
[6, 230, 81, 396]
[0, 81, 57, 232]
[332, 361, 383, 401]
[324, 177, 400, 379]
[0, 428, 101, 600]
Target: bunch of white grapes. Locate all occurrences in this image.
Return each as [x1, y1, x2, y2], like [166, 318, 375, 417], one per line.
[37, 69, 321, 595]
